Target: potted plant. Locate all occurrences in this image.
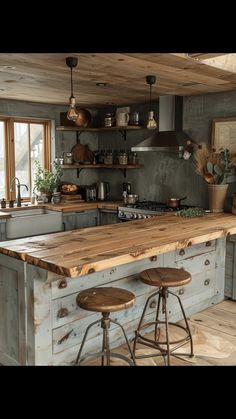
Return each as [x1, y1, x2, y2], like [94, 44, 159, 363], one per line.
[194, 143, 236, 212]
[34, 161, 63, 202]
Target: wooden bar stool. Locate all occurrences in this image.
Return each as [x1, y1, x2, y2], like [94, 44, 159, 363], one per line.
[133, 267, 194, 366]
[75, 287, 136, 366]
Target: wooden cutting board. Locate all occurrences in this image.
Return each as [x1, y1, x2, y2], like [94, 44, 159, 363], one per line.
[71, 144, 94, 163]
[61, 194, 83, 201]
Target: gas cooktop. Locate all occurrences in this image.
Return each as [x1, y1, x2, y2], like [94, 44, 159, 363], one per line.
[118, 200, 194, 221]
[123, 200, 190, 212]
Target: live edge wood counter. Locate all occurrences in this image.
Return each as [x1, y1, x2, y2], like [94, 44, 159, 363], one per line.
[0, 212, 235, 365]
[0, 213, 235, 278]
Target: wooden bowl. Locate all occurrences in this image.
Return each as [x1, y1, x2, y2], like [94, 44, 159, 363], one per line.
[60, 184, 78, 194]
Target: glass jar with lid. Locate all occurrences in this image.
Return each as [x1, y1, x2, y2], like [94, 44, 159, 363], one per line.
[129, 152, 138, 164]
[104, 151, 113, 165]
[63, 152, 73, 165]
[104, 113, 113, 127]
[118, 151, 128, 165]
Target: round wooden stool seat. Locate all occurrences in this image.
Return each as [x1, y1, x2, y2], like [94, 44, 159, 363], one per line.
[76, 287, 135, 313]
[140, 267, 191, 288]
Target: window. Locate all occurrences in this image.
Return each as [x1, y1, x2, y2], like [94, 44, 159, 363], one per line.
[0, 117, 51, 200]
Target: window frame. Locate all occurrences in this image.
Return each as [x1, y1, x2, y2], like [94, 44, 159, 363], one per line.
[0, 115, 51, 201]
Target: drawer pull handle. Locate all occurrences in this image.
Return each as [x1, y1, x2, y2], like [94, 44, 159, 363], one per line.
[204, 279, 210, 286]
[57, 329, 73, 345]
[150, 256, 157, 262]
[57, 307, 69, 318]
[205, 259, 210, 266]
[205, 241, 211, 247]
[58, 279, 67, 289]
[149, 300, 156, 309]
[179, 249, 185, 256]
[178, 288, 185, 295]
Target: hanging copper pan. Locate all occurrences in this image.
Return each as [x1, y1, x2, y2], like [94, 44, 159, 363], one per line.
[75, 108, 92, 128]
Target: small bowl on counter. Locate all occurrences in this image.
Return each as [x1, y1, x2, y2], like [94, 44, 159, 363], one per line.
[125, 194, 139, 204]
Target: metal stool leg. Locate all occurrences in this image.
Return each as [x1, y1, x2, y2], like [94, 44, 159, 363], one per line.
[133, 289, 161, 354]
[154, 291, 162, 341]
[101, 312, 111, 366]
[111, 319, 136, 365]
[75, 318, 101, 365]
[168, 290, 194, 357]
[162, 288, 171, 365]
[76, 312, 135, 366]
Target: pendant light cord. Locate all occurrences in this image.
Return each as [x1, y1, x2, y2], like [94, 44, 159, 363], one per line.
[70, 66, 74, 98]
[149, 83, 152, 111]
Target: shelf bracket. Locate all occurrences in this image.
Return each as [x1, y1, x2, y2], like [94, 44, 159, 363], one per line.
[119, 168, 127, 178]
[76, 131, 84, 144]
[76, 168, 84, 178]
[118, 129, 127, 141]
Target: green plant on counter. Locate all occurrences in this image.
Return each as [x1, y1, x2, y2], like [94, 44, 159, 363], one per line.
[34, 160, 63, 194]
[175, 207, 205, 217]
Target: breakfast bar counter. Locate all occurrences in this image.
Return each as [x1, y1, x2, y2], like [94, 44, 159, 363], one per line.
[0, 213, 236, 365]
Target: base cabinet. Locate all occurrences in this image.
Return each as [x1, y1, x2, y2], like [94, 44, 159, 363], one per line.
[63, 210, 99, 231]
[225, 235, 236, 300]
[0, 220, 6, 241]
[0, 237, 226, 365]
[99, 210, 119, 225]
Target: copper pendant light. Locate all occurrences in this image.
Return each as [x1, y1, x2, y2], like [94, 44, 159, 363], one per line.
[146, 75, 158, 129]
[66, 56, 78, 122]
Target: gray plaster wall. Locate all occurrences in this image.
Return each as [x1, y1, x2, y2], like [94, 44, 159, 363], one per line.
[97, 92, 236, 210]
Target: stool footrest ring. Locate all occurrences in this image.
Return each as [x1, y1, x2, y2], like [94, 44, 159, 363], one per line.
[135, 320, 192, 359]
[76, 351, 135, 366]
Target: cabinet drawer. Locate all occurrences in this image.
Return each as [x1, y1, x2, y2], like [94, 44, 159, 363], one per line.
[176, 240, 216, 261]
[175, 251, 216, 275]
[52, 292, 88, 328]
[169, 269, 216, 303]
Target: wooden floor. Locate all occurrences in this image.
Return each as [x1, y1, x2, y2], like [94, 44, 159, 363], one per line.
[84, 299, 236, 366]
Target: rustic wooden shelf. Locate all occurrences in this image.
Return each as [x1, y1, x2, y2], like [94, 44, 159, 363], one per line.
[61, 164, 144, 178]
[56, 125, 143, 132]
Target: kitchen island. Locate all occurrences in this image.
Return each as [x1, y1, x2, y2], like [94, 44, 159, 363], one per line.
[0, 212, 236, 365]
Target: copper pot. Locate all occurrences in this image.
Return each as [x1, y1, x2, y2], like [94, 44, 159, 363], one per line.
[167, 196, 187, 208]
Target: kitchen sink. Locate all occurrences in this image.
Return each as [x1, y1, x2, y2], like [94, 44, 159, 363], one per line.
[5, 208, 63, 239]
[6, 208, 50, 217]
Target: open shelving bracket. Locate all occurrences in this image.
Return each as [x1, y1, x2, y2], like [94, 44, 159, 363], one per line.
[76, 168, 84, 178]
[76, 131, 84, 144]
[118, 129, 127, 141]
[119, 168, 127, 178]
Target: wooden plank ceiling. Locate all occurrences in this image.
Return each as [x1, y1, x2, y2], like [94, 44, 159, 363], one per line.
[0, 53, 236, 107]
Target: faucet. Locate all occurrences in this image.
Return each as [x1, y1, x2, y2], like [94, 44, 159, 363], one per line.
[10, 177, 29, 207]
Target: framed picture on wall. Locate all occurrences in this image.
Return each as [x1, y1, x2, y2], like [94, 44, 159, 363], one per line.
[212, 117, 236, 152]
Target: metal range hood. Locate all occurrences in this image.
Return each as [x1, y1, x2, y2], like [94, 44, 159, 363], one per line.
[132, 96, 192, 152]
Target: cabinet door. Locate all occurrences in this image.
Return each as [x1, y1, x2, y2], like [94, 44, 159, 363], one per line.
[0, 221, 6, 241]
[225, 235, 236, 300]
[100, 211, 119, 225]
[75, 210, 99, 229]
[62, 213, 76, 231]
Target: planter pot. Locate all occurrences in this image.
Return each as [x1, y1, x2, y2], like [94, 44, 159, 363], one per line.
[208, 184, 229, 213]
[41, 193, 52, 203]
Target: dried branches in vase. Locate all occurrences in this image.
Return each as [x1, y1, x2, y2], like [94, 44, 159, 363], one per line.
[194, 143, 236, 185]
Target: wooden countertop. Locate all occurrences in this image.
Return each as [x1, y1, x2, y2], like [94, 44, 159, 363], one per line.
[0, 201, 121, 217]
[45, 201, 121, 212]
[1, 213, 236, 278]
[0, 211, 11, 219]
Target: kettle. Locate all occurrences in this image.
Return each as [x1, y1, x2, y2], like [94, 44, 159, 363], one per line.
[97, 182, 110, 201]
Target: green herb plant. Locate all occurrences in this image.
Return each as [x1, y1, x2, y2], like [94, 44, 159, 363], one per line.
[34, 161, 63, 194]
[175, 207, 205, 218]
